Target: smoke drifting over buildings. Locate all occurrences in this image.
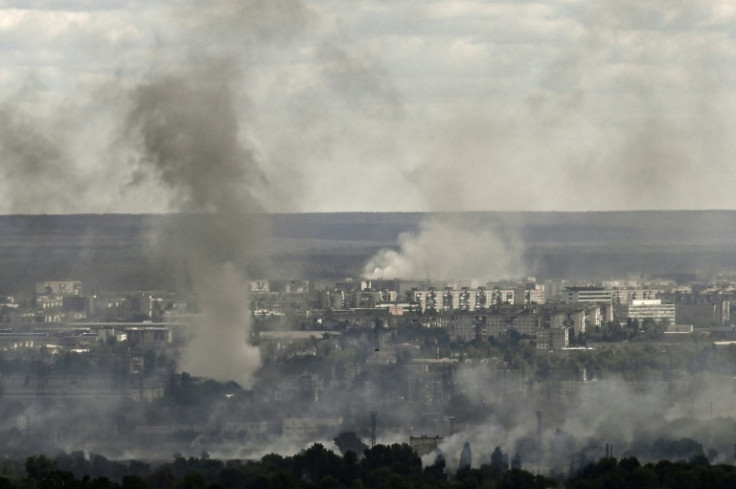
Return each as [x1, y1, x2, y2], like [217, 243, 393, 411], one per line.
[431, 371, 736, 472]
[5, 0, 736, 474]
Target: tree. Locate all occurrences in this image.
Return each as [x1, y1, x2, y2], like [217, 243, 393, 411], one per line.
[26, 455, 56, 479]
[423, 449, 447, 482]
[499, 469, 542, 489]
[147, 466, 175, 489]
[294, 444, 342, 483]
[490, 446, 508, 478]
[459, 442, 472, 471]
[510, 452, 522, 470]
[361, 444, 422, 478]
[122, 475, 149, 489]
[181, 472, 206, 489]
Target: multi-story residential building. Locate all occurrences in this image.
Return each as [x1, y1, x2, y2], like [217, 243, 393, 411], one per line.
[474, 288, 490, 309]
[536, 327, 569, 351]
[525, 284, 546, 304]
[611, 288, 663, 305]
[510, 311, 540, 335]
[249, 280, 270, 293]
[566, 287, 614, 304]
[35, 280, 82, 296]
[458, 288, 476, 311]
[484, 312, 508, 337]
[492, 288, 515, 305]
[514, 283, 546, 305]
[411, 289, 441, 312]
[442, 288, 460, 312]
[445, 315, 478, 343]
[624, 299, 676, 324]
[411, 286, 542, 312]
[676, 301, 730, 326]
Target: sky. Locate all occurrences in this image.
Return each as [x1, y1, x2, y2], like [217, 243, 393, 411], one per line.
[1, 0, 736, 214]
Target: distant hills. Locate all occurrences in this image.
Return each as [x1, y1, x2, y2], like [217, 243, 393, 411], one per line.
[0, 211, 735, 292]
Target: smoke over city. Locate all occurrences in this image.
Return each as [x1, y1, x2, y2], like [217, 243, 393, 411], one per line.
[119, 0, 308, 385]
[3, 0, 736, 480]
[431, 371, 736, 472]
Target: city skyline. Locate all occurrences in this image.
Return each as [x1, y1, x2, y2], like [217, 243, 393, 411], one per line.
[1, 1, 735, 214]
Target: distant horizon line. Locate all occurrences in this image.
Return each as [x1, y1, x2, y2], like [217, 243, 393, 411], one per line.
[1, 209, 736, 217]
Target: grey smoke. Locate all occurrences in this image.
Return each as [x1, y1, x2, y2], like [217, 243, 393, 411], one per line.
[122, 0, 312, 385]
[0, 104, 84, 214]
[126, 64, 264, 214]
[432, 366, 736, 472]
[123, 0, 402, 385]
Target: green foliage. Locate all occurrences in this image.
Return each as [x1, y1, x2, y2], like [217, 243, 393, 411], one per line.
[25, 456, 55, 480]
[120, 475, 148, 489]
[12, 446, 734, 489]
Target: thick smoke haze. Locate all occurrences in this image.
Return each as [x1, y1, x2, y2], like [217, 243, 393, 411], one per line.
[2, 1, 736, 212]
[427, 370, 736, 472]
[4, 0, 736, 471]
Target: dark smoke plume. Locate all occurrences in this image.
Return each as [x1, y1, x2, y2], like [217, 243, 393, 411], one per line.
[121, 0, 314, 385]
[125, 62, 266, 385]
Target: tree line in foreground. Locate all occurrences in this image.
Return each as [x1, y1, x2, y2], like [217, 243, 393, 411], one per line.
[3, 443, 736, 489]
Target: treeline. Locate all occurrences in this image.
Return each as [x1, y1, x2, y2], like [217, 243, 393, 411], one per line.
[3, 445, 736, 489]
[1, 444, 547, 489]
[567, 455, 736, 489]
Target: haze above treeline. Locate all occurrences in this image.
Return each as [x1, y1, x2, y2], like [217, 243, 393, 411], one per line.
[0, 210, 734, 293]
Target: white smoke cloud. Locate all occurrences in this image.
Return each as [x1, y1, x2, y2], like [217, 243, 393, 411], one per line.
[363, 216, 522, 282]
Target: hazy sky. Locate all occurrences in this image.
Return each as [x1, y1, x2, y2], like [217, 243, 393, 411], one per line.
[1, 0, 736, 214]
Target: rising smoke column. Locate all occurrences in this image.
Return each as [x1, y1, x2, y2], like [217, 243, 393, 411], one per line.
[125, 63, 266, 386]
[123, 0, 311, 387]
[124, 0, 405, 385]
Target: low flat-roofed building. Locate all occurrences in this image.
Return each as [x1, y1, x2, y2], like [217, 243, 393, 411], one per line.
[410, 435, 443, 456]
